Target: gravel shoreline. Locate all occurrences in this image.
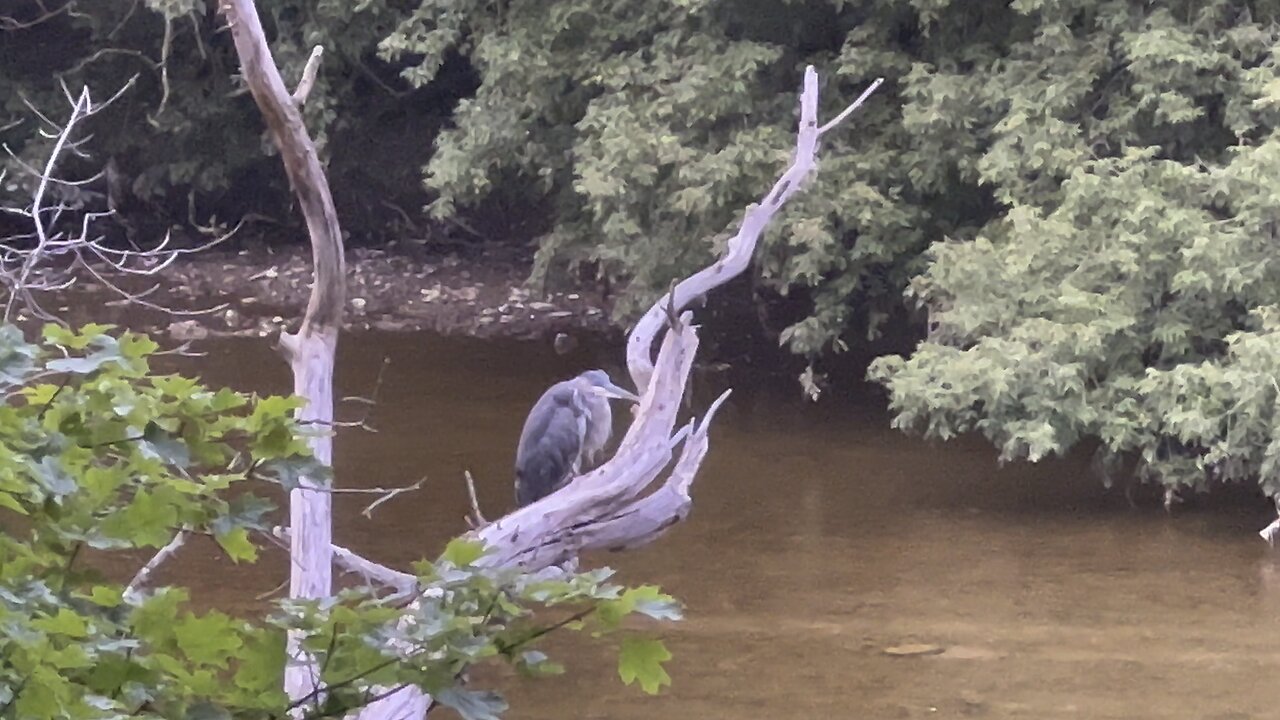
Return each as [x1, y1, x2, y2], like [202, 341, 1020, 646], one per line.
[46, 243, 622, 344]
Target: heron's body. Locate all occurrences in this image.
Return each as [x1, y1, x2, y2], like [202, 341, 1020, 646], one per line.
[514, 370, 638, 507]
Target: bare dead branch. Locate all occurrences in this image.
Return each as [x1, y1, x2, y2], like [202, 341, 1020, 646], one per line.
[359, 478, 426, 518]
[146, 16, 174, 127]
[464, 470, 487, 529]
[273, 527, 417, 593]
[626, 69, 883, 389]
[218, 0, 346, 707]
[0, 0, 71, 31]
[1, 75, 239, 321]
[123, 529, 190, 604]
[818, 78, 884, 135]
[293, 46, 324, 106]
[350, 68, 879, 585]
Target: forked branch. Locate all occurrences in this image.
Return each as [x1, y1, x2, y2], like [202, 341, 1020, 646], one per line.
[355, 66, 881, 719]
[478, 66, 883, 568]
[218, 0, 346, 708]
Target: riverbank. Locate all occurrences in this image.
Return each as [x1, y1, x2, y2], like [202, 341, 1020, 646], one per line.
[51, 241, 621, 345]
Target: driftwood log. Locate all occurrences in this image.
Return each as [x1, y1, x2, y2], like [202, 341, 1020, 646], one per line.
[217, 0, 881, 714]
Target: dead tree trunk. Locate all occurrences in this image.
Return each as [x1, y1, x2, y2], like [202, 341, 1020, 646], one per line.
[218, 0, 344, 704]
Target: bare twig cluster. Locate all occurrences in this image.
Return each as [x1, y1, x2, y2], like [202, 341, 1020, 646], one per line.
[1, 79, 241, 323]
[0, 0, 77, 31]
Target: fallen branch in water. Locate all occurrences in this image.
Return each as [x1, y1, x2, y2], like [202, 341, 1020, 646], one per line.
[354, 66, 883, 718]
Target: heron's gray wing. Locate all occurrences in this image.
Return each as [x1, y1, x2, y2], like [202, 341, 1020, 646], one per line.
[514, 384, 585, 506]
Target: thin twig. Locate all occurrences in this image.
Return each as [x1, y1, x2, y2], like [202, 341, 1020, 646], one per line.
[293, 46, 324, 106]
[123, 529, 190, 603]
[0, 0, 69, 30]
[146, 16, 173, 127]
[361, 477, 426, 518]
[464, 471, 487, 529]
[818, 77, 884, 136]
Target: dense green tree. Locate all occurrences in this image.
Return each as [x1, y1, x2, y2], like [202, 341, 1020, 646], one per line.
[869, 1, 1280, 495]
[381, 0, 932, 349]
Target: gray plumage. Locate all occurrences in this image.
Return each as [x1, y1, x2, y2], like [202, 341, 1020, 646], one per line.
[514, 369, 639, 507]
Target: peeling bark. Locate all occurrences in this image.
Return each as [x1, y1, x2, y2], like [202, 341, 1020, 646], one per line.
[218, 0, 345, 706]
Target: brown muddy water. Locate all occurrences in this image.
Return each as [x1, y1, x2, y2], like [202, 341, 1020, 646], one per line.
[151, 331, 1280, 720]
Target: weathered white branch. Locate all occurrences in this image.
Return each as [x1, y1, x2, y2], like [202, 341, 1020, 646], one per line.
[1261, 496, 1280, 546]
[1261, 518, 1280, 546]
[219, 0, 346, 707]
[293, 46, 324, 106]
[122, 529, 189, 604]
[274, 527, 417, 593]
[626, 68, 883, 389]
[479, 67, 882, 569]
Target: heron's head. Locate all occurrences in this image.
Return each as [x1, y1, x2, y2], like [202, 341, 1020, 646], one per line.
[579, 369, 640, 403]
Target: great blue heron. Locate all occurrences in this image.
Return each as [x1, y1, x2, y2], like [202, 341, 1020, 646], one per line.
[514, 369, 640, 507]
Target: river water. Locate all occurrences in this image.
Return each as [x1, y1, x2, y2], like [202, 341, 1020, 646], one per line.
[160, 330, 1280, 720]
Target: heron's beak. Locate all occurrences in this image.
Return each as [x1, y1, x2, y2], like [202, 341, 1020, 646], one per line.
[601, 382, 640, 403]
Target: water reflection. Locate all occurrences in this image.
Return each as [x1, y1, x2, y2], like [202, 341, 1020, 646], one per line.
[157, 330, 1280, 720]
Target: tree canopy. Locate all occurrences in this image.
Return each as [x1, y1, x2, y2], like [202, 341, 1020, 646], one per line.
[869, 1, 1280, 495]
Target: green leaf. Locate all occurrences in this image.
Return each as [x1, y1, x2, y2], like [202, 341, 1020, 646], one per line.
[15, 666, 72, 719]
[174, 612, 244, 665]
[87, 585, 123, 607]
[214, 527, 258, 563]
[255, 456, 331, 490]
[0, 490, 28, 514]
[233, 630, 287, 700]
[28, 457, 76, 499]
[45, 338, 124, 374]
[141, 422, 191, 467]
[516, 650, 564, 677]
[622, 585, 683, 622]
[618, 637, 672, 694]
[440, 537, 487, 567]
[106, 489, 180, 547]
[31, 608, 90, 638]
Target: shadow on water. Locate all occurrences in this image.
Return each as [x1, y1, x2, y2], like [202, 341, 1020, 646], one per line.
[155, 330, 1280, 720]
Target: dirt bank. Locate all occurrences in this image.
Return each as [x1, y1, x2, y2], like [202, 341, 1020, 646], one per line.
[50, 242, 621, 345]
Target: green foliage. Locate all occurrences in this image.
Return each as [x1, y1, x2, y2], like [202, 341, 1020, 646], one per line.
[0, 323, 682, 719]
[869, 2, 1280, 493]
[0, 322, 301, 718]
[274, 548, 681, 718]
[382, 0, 923, 347]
